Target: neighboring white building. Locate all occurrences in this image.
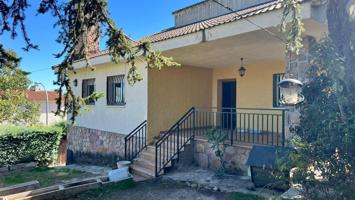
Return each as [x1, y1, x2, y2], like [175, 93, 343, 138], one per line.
[26, 90, 64, 125]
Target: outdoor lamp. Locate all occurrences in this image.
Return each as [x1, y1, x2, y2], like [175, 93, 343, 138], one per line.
[278, 79, 304, 106]
[73, 79, 78, 87]
[238, 58, 246, 77]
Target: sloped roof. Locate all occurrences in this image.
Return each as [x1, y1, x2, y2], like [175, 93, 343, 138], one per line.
[142, 0, 285, 43]
[86, 0, 307, 59]
[26, 90, 59, 102]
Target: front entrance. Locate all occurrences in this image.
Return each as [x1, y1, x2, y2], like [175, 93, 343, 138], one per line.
[221, 80, 236, 129]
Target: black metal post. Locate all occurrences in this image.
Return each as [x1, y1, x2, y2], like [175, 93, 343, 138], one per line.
[155, 142, 158, 177]
[282, 110, 286, 147]
[124, 137, 127, 160]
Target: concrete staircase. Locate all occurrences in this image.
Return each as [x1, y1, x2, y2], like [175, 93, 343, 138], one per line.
[130, 135, 190, 179]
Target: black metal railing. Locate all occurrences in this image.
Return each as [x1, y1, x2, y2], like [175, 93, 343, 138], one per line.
[194, 107, 286, 146]
[155, 107, 195, 177]
[124, 120, 147, 161]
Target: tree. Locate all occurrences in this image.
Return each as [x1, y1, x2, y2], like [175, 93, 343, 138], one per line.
[0, 0, 179, 123]
[0, 49, 39, 125]
[280, 1, 355, 199]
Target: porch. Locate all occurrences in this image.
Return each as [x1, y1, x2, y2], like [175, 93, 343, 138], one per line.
[146, 24, 292, 141]
[131, 29, 291, 177]
[125, 106, 286, 178]
[193, 107, 286, 147]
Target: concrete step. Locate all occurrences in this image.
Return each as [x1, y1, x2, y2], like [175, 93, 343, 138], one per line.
[134, 159, 155, 171]
[138, 151, 177, 167]
[145, 149, 181, 161]
[139, 150, 156, 161]
[131, 164, 156, 178]
[154, 136, 191, 143]
[135, 156, 173, 171]
[130, 128, 193, 179]
[146, 145, 186, 153]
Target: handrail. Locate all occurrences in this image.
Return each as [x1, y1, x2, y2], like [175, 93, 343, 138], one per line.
[195, 107, 288, 111]
[155, 107, 195, 177]
[124, 120, 147, 161]
[194, 108, 286, 146]
[155, 107, 195, 145]
[153, 107, 287, 177]
[125, 120, 147, 140]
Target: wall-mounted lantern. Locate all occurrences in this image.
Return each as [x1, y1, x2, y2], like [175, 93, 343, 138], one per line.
[238, 58, 246, 77]
[278, 78, 304, 106]
[73, 79, 78, 87]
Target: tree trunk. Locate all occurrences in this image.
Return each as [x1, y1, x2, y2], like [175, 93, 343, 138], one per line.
[327, 0, 355, 156]
[327, 0, 355, 94]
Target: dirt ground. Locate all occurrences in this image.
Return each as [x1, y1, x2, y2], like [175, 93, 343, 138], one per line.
[71, 179, 233, 200]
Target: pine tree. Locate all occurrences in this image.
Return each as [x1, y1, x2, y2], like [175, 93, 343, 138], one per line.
[0, 0, 179, 123]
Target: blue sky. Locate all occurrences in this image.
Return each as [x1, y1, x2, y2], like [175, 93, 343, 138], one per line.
[1, 0, 200, 90]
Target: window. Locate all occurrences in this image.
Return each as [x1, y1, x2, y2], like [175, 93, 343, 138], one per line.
[107, 75, 125, 105]
[273, 73, 285, 107]
[82, 78, 96, 105]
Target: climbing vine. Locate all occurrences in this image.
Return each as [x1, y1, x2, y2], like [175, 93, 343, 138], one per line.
[280, 0, 305, 55]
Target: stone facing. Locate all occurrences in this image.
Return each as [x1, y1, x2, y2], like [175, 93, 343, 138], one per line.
[285, 36, 315, 142]
[67, 126, 125, 166]
[286, 36, 314, 83]
[194, 139, 252, 175]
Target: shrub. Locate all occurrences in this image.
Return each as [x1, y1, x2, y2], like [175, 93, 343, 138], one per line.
[52, 121, 67, 133]
[0, 125, 65, 166]
[207, 128, 229, 177]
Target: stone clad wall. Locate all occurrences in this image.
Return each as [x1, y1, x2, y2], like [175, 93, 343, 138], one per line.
[285, 36, 315, 142]
[67, 126, 125, 166]
[194, 138, 252, 176]
[287, 36, 314, 83]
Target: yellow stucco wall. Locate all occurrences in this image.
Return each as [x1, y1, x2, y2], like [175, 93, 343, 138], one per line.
[212, 62, 286, 109]
[147, 66, 213, 141]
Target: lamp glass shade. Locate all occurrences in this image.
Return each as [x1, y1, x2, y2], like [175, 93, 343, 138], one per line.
[73, 79, 78, 87]
[280, 87, 300, 105]
[278, 78, 304, 106]
[239, 66, 246, 77]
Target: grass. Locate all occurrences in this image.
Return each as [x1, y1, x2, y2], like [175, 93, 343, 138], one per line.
[0, 166, 92, 188]
[230, 192, 266, 200]
[69, 179, 136, 200]
[230, 192, 286, 200]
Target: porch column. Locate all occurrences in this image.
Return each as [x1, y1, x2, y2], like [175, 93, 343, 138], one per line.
[284, 36, 315, 144]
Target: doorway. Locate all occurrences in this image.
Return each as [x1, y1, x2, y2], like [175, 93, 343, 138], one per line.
[220, 80, 236, 129]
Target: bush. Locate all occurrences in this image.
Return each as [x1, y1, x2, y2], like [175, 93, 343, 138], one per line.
[0, 125, 65, 166]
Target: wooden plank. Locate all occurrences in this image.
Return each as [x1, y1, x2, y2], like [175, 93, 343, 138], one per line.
[3, 186, 60, 200]
[0, 181, 40, 196]
[2, 176, 110, 200]
[9, 163, 36, 172]
[17, 182, 101, 200]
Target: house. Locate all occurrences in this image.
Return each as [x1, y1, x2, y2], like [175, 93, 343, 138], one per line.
[67, 0, 327, 177]
[26, 90, 64, 125]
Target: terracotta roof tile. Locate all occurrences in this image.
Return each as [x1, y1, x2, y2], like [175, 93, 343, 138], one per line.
[26, 90, 60, 102]
[86, 0, 305, 59]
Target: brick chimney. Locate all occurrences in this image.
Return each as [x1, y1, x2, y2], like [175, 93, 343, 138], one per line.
[75, 25, 100, 58]
[85, 25, 100, 56]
